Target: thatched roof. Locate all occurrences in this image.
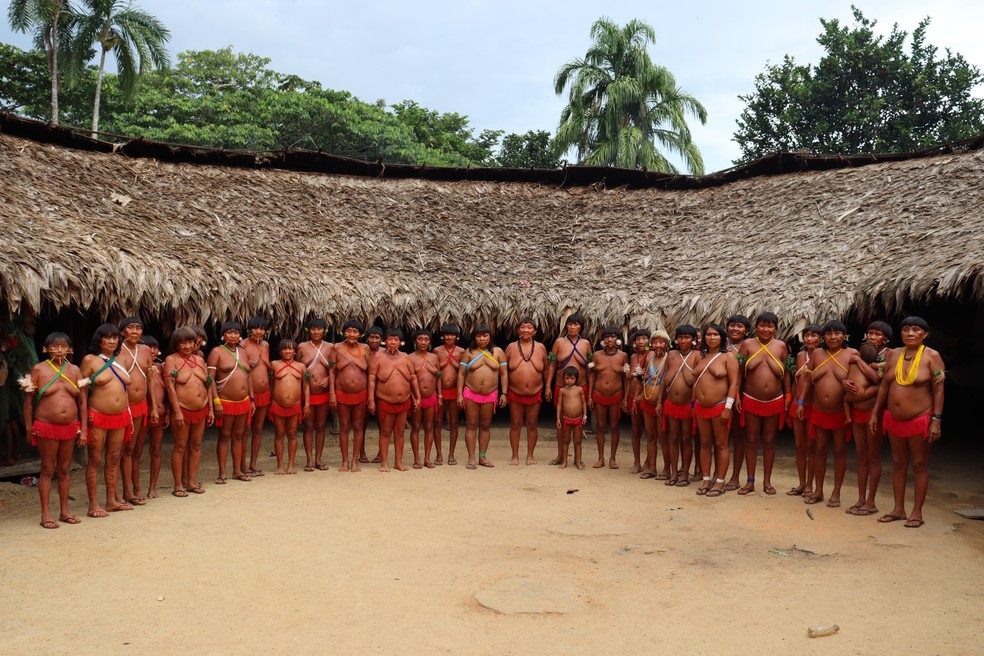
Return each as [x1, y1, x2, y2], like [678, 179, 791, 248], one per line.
[2, 113, 982, 340]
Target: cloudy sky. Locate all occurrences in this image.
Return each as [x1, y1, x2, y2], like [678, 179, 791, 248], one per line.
[3, 0, 982, 172]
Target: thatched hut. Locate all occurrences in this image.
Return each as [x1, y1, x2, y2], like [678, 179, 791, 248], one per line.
[3, 113, 981, 338]
[1, 112, 981, 431]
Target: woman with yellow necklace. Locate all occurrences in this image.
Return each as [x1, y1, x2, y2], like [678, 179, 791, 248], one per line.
[796, 320, 856, 507]
[868, 316, 945, 529]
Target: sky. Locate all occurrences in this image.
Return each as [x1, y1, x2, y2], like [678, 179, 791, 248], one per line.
[3, 0, 983, 173]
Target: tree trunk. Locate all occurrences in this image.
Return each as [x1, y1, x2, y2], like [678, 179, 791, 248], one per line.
[48, 1, 63, 125]
[91, 47, 108, 138]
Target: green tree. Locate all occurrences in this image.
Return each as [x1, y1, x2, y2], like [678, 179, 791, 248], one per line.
[7, 0, 72, 123]
[391, 100, 501, 166]
[553, 17, 707, 174]
[734, 6, 984, 161]
[0, 41, 99, 122]
[68, 0, 170, 137]
[497, 130, 560, 168]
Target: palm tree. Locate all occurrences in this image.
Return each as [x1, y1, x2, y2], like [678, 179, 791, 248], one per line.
[69, 0, 170, 136]
[8, 0, 72, 124]
[553, 17, 708, 174]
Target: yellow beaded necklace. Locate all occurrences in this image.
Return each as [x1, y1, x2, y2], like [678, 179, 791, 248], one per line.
[895, 345, 925, 386]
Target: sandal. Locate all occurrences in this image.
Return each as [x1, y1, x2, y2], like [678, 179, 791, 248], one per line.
[172, 489, 189, 498]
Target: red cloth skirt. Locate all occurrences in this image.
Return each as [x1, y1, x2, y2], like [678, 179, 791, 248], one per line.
[507, 390, 542, 405]
[808, 407, 848, 439]
[254, 389, 272, 408]
[336, 389, 367, 406]
[741, 393, 786, 429]
[852, 407, 873, 425]
[463, 388, 497, 405]
[180, 405, 210, 426]
[220, 397, 251, 416]
[378, 398, 411, 415]
[693, 401, 725, 419]
[592, 391, 623, 407]
[129, 397, 148, 418]
[419, 394, 439, 410]
[882, 411, 931, 440]
[637, 398, 659, 417]
[441, 387, 458, 401]
[31, 420, 80, 446]
[309, 392, 330, 407]
[269, 402, 302, 418]
[662, 399, 692, 431]
[88, 408, 134, 443]
[562, 416, 584, 427]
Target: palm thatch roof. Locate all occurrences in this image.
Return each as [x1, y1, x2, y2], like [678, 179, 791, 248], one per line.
[2, 113, 982, 341]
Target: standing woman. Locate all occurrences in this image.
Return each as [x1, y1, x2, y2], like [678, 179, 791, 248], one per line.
[164, 326, 214, 497]
[80, 324, 133, 517]
[457, 325, 508, 469]
[787, 325, 820, 497]
[869, 317, 945, 528]
[22, 333, 87, 528]
[687, 324, 739, 497]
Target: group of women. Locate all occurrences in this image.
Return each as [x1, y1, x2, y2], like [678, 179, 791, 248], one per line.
[19, 313, 944, 531]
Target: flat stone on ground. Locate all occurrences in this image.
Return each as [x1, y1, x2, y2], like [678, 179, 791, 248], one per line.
[475, 576, 586, 614]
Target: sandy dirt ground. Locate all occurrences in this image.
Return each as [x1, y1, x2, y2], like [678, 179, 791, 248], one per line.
[2, 420, 983, 656]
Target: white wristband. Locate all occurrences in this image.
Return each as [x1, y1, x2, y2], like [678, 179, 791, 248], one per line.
[725, 397, 735, 410]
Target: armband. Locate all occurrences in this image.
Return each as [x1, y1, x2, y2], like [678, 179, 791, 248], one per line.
[796, 399, 804, 406]
[932, 369, 946, 384]
[547, 353, 558, 363]
[213, 398, 222, 405]
[736, 354, 747, 367]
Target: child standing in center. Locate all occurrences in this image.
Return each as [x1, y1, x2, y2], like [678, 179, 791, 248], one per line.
[556, 366, 587, 470]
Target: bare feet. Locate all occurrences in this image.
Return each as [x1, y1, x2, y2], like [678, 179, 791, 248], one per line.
[479, 457, 495, 468]
[593, 458, 605, 469]
[394, 463, 408, 472]
[549, 458, 563, 466]
[559, 461, 568, 469]
[609, 460, 619, 470]
[509, 457, 520, 465]
[285, 467, 297, 475]
[379, 464, 391, 472]
[350, 462, 361, 473]
[526, 456, 537, 465]
[629, 463, 642, 474]
[275, 468, 286, 475]
[339, 463, 350, 473]
[575, 461, 585, 470]
[147, 488, 159, 499]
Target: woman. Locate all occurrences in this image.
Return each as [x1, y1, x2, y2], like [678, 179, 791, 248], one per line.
[457, 325, 508, 469]
[22, 333, 87, 528]
[634, 331, 667, 479]
[787, 325, 820, 497]
[686, 324, 739, 497]
[164, 326, 214, 497]
[868, 317, 944, 528]
[80, 324, 133, 517]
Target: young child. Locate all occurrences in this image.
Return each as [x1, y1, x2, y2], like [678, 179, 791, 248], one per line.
[556, 366, 587, 470]
[270, 340, 310, 475]
[141, 336, 169, 499]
